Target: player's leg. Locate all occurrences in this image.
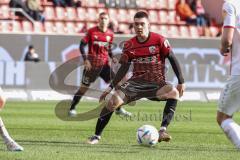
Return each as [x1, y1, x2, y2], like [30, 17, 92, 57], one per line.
[69, 84, 89, 116]
[99, 65, 132, 117]
[69, 69, 97, 116]
[156, 85, 179, 142]
[216, 111, 240, 149]
[0, 117, 24, 151]
[87, 91, 125, 144]
[216, 76, 240, 149]
[0, 88, 23, 151]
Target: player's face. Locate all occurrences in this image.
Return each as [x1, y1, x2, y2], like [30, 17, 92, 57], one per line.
[133, 17, 150, 38]
[98, 14, 109, 28]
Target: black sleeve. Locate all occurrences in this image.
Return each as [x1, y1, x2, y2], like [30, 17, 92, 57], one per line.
[79, 40, 88, 61]
[167, 50, 184, 84]
[110, 62, 131, 88]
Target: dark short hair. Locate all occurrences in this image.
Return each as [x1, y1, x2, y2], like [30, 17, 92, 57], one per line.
[134, 11, 148, 19]
[29, 45, 34, 49]
[99, 12, 109, 17]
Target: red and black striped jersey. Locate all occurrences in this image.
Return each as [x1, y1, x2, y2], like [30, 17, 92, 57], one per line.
[121, 32, 171, 84]
[82, 26, 114, 67]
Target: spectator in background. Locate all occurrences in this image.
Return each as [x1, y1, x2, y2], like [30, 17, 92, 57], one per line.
[128, 23, 134, 34]
[210, 19, 222, 37]
[77, 24, 87, 33]
[9, 0, 30, 17]
[176, 0, 197, 25]
[190, 0, 208, 27]
[108, 21, 116, 32]
[26, 0, 45, 22]
[65, 0, 81, 7]
[53, 0, 67, 7]
[53, 0, 81, 7]
[24, 45, 40, 62]
[108, 20, 124, 34]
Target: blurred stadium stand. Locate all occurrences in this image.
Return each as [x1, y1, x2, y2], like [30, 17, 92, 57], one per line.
[0, 0, 221, 37]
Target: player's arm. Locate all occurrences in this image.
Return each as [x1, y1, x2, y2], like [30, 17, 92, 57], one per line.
[220, 3, 236, 56]
[167, 51, 184, 84]
[99, 54, 131, 102]
[161, 38, 185, 97]
[79, 40, 88, 61]
[221, 28, 234, 56]
[167, 50, 185, 97]
[79, 40, 91, 71]
[80, 30, 92, 71]
[110, 57, 131, 88]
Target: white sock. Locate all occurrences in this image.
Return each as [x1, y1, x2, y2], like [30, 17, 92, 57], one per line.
[221, 118, 240, 148]
[159, 127, 167, 131]
[0, 117, 14, 144]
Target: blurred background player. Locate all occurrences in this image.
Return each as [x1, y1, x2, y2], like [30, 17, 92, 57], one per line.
[87, 11, 185, 144]
[68, 12, 132, 117]
[0, 87, 23, 151]
[217, 0, 240, 149]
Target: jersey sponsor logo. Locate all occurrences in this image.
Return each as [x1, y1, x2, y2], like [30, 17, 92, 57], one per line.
[149, 46, 156, 54]
[93, 41, 109, 47]
[132, 55, 158, 63]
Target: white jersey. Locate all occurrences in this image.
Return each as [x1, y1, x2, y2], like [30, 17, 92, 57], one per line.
[223, 0, 240, 75]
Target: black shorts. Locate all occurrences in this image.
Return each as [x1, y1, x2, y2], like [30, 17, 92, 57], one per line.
[82, 65, 114, 86]
[117, 79, 167, 104]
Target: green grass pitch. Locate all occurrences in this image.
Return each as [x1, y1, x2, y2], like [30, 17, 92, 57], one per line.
[0, 101, 240, 160]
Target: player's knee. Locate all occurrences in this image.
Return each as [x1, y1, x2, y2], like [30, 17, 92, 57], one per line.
[106, 95, 122, 111]
[216, 111, 231, 126]
[112, 95, 121, 107]
[216, 114, 226, 126]
[167, 88, 179, 100]
[216, 116, 222, 126]
[0, 96, 6, 109]
[172, 88, 179, 99]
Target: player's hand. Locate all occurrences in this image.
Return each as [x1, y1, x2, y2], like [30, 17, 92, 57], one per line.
[99, 87, 113, 102]
[220, 47, 230, 56]
[84, 60, 92, 71]
[176, 83, 185, 98]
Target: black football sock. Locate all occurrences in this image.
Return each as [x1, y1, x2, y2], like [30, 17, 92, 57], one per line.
[69, 93, 83, 110]
[95, 107, 114, 136]
[161, 99, 177, 129]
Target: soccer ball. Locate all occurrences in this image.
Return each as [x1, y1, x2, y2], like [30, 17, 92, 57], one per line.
[136, 125, 159, 147]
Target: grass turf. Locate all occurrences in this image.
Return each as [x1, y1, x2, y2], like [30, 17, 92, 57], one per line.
[0, 101, 240, 160]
